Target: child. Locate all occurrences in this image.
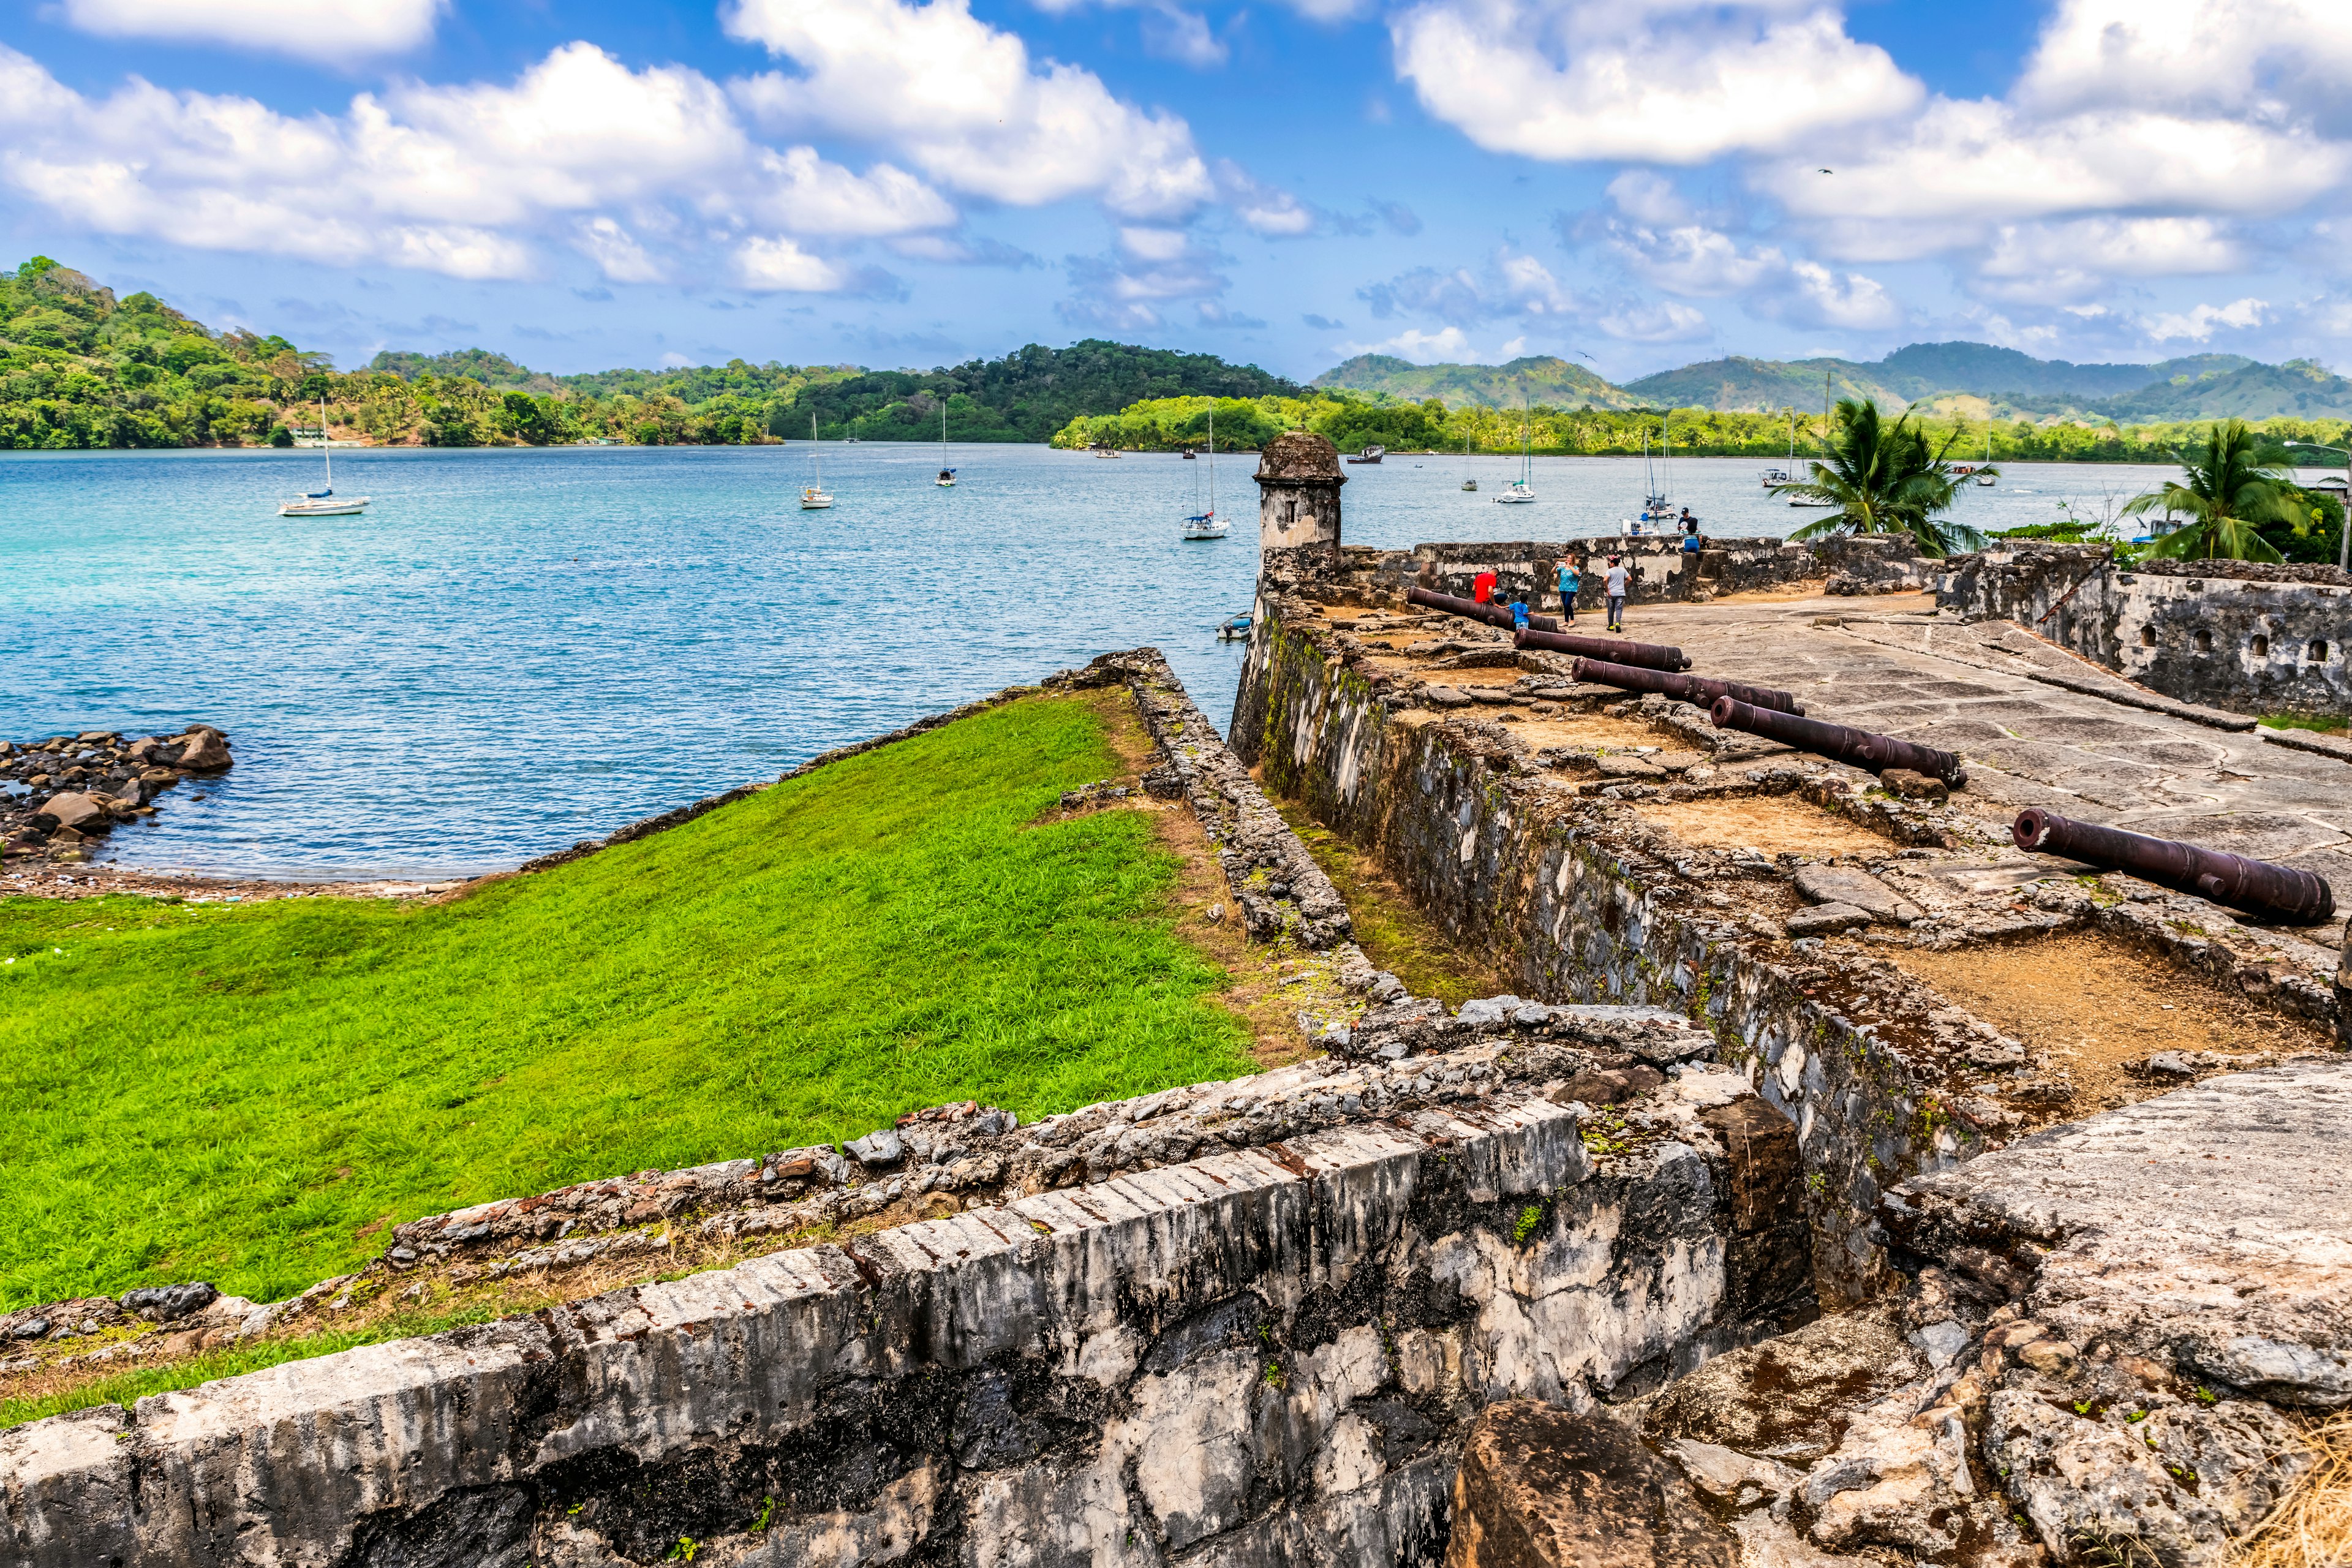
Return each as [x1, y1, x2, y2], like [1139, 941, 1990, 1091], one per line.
[1510, 600, 1531, 633]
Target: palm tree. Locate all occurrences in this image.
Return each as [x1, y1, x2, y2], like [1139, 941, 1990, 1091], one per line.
[1770, 398, 1986, 557]
[2121, 420, 2293, 562]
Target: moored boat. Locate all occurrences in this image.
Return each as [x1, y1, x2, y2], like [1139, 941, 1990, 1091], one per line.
[279, 396, 368, 516]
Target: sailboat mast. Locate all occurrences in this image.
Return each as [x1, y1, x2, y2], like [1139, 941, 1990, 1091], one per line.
[321, 396, 331, 489]
[1208, 407, 1216, 518]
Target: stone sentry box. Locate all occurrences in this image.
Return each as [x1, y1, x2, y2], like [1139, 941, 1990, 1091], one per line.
[1255, 430, 1346, 564]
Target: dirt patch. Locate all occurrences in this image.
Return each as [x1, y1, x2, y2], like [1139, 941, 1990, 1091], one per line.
[1634, 794, 1895, 858]
[1511, 713, 1678, 752]
[1275, 806, 1513, 1008]
[1891, 930, 2337, 1117]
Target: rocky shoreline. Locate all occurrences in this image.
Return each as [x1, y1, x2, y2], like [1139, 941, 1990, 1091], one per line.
[1, 726, 232, 868]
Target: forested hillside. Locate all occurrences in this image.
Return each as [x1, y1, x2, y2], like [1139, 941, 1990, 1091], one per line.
[1, 258, 313, 448]
[1321, 342, 2345, 422]
[1312, 353, 1634, 410]
[0, 256, 1301, 449]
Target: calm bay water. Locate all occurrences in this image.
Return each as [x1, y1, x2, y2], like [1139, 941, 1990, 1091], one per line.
[1, 443, 2195, 878]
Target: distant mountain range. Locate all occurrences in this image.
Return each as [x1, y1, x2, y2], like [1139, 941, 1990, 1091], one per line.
[1314, 341, 2352, 421]
[1310, 353, 1638, 410]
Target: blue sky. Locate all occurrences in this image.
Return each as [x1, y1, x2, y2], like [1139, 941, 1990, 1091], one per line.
[4, 0, 2348, 383]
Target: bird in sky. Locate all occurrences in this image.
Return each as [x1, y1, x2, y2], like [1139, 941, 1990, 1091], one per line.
[1817, 168, 1833, 174]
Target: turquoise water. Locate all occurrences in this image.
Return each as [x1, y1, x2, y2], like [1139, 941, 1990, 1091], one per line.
[0, 444, 2179, 878]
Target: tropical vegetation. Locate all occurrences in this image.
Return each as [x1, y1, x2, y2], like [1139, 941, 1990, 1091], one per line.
[1766, 398, 1983, 557]
[2122, 419, 2301, 562]
[0, 256, 1300, 450]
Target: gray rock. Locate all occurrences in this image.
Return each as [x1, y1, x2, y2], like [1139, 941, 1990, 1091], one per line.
[119, 1282, 217, 1322]
[1785, 902, 1870, 937]
[1456, 995, 1523, 1026]
[1790, 865, 1920, 924]
[1982, 1388, 2302, 1566]
[1422, 685, 1474, 708]
[846, 1128, 907, 1169]
[1887, 1059, 2352, 1409]
[1909, 1318, 1972, 1368]
[9, 1317, 49, 1340]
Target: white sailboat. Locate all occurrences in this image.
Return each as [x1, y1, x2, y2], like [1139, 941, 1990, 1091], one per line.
[1976, 425, 1996, 486]
[1183, 409, 1228, 538]
[935, 400, 956, 486]
[278, 397, 368, 516]
[801, 414, 833, 510]
[1635, 419, 1673, 527]
[1495, 397, 1536, 503]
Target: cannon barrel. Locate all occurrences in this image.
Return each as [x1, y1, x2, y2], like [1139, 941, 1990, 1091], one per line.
[1570, 657, 1804, 715]
[2013, 808, 2335, 924]
[1709, 697, 1966, 786]
[1513, 627, 1691, 673]
[1403, 586, 1563, 633]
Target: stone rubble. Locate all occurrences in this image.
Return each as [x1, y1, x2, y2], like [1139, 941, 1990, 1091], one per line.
[0, 726, 230, 864]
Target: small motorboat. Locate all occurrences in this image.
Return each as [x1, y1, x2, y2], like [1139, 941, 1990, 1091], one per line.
[1092, 443, 1121, 458]
[1216, 613, 1251, 641]
[1346, 445, 1385, 464]
[1759, 467, 1790, 487]
[1462, 479, 1478, 492]
[1182, 448, 1196, 459]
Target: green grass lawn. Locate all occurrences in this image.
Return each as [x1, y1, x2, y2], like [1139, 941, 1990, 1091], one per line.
[0, 693, 1259, 1311]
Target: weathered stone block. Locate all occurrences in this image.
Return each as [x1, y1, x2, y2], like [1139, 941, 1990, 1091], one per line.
[1446, 1401, 1733, 1568]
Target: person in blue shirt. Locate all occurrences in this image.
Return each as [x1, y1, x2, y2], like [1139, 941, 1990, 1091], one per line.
[1556, 559, 1581, 622]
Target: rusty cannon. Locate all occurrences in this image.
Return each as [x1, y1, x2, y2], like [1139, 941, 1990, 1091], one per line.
[1570, 657, 1805, 715]
[2013, 808, 2335, 924]
[1709, 697, 1967, 786]
[1513, 627, 1691, 673]
[1404, 586, 1562, 633]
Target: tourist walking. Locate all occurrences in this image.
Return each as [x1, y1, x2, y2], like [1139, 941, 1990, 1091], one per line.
[1556, 558, 1580, 622]
[1604, 556, 1629, 632]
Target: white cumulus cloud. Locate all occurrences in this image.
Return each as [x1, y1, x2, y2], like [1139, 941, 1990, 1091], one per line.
[1392, 0, 1919, 164]
[1598, 300, 1710, 342]
[2143, 296, 2267, 342]
[1975, 217, 2244, 303]
[58, 0, 442, 62]
[726, 0, 1213, 220]
[0, 42, 952, 286]
[733, 236, 851, 292]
